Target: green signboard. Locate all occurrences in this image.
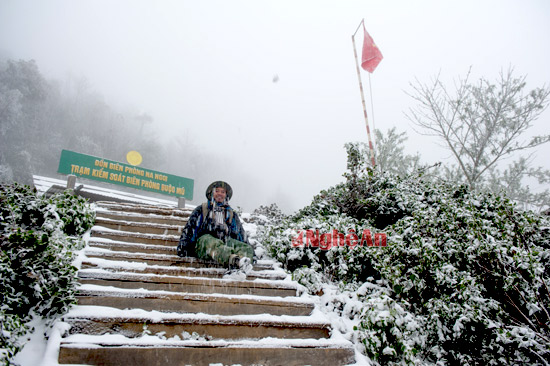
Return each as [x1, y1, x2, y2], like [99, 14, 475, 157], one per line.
[57, 149, 194, 200]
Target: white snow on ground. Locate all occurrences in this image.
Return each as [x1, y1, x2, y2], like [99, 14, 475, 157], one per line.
[12, 176, 369, 365]
[76, 268, 298, 290]
[75, 283, 315, 306]
[60, 333, 352, 349]
[63, 305, 329, 327]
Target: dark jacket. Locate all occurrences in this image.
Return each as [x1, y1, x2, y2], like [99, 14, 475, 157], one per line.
[177, 201, 248, 257]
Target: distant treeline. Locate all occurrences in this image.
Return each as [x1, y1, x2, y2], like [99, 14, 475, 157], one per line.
[0, 59, 238, 203]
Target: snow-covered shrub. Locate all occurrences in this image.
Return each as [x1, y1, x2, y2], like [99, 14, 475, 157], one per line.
[259, 144, 550, 365]
[249, 203, 285, 225]
[0, 183, 95, 365]
[261, 207, 381, 288]
[0, 314, 25, 366]
[355, 284, 427, 365]
[378, 183, 550, 365]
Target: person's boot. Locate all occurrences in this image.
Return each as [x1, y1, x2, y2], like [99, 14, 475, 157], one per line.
[228, 254, 240, 270]
[239, 257, 253, 273]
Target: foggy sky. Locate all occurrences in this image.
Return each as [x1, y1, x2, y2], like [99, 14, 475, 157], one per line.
[1, 0, 549, 213]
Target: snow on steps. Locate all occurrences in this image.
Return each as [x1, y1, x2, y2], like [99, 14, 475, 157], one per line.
[93, 216, 184, 235]
[82, 246, 279, 276]
[77, 268, 299, 297]
[59, 337, 354, 366]
[58, 201, 355, 365]
[76, 285, 315, 316]
[80, 256, 287, 281]
[64, 306, 332, 340]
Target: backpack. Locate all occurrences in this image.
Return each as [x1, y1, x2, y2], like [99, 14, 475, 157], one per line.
[201, 202, 234, 226]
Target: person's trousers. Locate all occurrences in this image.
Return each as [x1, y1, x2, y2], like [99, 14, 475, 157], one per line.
[195, 234, 253, 266]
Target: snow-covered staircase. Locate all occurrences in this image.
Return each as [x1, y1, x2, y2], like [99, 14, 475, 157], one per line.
[57, 201, 355, 365]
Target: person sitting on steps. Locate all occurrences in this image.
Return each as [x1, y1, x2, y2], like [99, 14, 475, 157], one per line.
[177, 180, 254, 272]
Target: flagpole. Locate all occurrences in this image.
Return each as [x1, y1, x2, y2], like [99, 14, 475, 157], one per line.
[352, 19, 364, 37]
[352, 20, 376, 168]
[368, 73, 377, 148]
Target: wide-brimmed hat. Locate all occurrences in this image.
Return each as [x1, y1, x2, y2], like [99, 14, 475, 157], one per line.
[206, 181, 233, 200]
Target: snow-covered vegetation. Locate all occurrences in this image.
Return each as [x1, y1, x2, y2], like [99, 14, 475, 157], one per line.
[0, 183, 94, 365]
[2, 165, 549, 365]
[257, 145, 550, 365]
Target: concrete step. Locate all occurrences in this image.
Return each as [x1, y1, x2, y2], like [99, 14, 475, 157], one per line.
[87, 239, 271, 272]
[58, 337, 355, 366]
[90, 227, 179, 246]
[57, 201, 358, 365]
[63, 307, 330, 340]
[87, 239, 176, 255]
[76, 287, 315, 316]
[96, 201, 192, 218]
[80, 257, 288, 281]
[94, 217, 183, 236]
[77, 269, 298, 297]
[84, 248, 195, 267]
[86, 241, 275, 275]
[96, 209, 188, 226]
[83, 248, 274, 272]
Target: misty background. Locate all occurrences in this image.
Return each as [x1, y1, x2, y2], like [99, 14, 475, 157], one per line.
[1, 0, 549, 213]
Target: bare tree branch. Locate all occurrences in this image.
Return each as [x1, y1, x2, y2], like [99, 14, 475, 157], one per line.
[405, 67, 550, 191]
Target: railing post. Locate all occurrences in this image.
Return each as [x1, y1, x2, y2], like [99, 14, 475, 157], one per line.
[178, 197, 186, 209]
[67, 175, 76, 190]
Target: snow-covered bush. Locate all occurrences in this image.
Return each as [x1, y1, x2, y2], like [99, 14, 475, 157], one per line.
[0, 183, 95, 365]
[259, 145, 550, 365]
[245, 204, 285, 227]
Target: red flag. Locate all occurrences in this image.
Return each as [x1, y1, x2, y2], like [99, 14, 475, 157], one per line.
[361, 25, 383, 73]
